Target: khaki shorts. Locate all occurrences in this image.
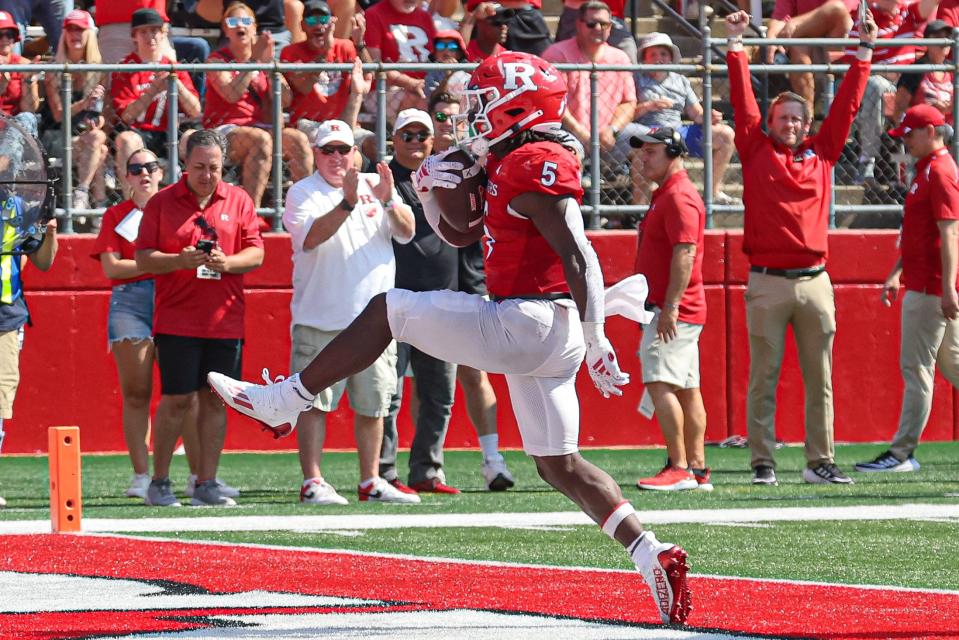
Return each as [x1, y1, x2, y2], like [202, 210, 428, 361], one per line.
[0, 329, 22, 420]
[638, 307, 703, 389]
[290, 324, 397, 417]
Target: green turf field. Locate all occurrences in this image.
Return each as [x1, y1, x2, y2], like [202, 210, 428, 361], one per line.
[2, 442, 957, 590]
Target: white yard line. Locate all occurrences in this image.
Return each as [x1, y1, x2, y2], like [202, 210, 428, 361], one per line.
[0, 502, 957, 535]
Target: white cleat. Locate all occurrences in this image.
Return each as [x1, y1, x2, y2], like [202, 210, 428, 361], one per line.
[481, 457, 515, 491]
[207, 369, 313, 439]
[632, 532, 692, 625]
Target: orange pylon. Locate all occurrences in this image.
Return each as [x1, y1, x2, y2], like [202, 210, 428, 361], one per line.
[48, 426, 82, 532]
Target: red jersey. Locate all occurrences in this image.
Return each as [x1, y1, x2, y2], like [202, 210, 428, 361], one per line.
[364, 1, 434, 77]
[484, 141, 584, 297]
[465, 41, 505, 62]
[135, 177, 263, 339]
[203, 47, 269, 128]
[901, 147, 959, 296]
[843, 1, 929, 65]
[728, 49, 870, 268]
[466, 0, 542, 10]
[0, 54, 27, 116]
[94, 0, 167, 26]
[280, 40, 355, 125]
[634, 170, 706, 325]
[91, 200, 154, 286]
[111, 53, 199, 132]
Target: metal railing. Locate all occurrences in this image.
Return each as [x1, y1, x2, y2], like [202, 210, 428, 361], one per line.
[5, 32, 958, 231]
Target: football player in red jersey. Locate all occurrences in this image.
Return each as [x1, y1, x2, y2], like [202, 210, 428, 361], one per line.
[208, 51, 691, 626]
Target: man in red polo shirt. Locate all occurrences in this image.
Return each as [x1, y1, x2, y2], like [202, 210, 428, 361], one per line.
[630, 128, 710, 493]
[135, 129, 264, 508]
[726, 9, 875, 486]
[856, 105, 959, 473]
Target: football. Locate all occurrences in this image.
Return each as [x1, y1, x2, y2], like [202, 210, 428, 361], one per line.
[432, 149, 487, 234]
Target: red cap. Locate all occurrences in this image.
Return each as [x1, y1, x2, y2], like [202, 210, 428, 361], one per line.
[888, 104, 947, 138]
[63, 9, 95, 30]
[0, 11, 20, 38]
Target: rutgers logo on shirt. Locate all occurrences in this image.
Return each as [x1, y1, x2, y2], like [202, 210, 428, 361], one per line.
[357, 194, 377, 217]
[388, 24, 430, 61]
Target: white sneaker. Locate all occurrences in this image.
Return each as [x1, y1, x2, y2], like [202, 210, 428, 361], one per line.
[358, 477, 421, 504]
[207, 369, 313, 438]
[185, 474, 240, 498]
[125, 473, 151, 499]
[300, 478, 349, 505]
[481, 457, 515, 491]
[630, 531, 692, 625]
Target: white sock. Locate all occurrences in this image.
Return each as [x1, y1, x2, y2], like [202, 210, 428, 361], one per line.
[288, 373, 315, 401]
[628, 531, 660, 568]
[479, 434, 502, 461]
[359, 477, 377, 489]
[303, 476, 322, 487]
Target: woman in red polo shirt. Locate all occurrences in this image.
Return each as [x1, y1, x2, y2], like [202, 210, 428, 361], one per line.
[201, 1, 313, 208]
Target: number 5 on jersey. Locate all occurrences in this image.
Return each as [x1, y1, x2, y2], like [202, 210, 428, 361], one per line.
[541, 161, 558, 187]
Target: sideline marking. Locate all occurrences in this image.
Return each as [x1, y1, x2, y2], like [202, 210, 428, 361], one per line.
[0, 502, 957, 534]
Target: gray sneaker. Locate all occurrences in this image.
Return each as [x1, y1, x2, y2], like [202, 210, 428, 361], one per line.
[191, 479, 237, 507]
[145, 478, 182, 507]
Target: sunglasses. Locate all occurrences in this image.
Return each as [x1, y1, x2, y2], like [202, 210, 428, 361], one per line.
[434, 40, 461, 51]
[303, 13, 332, 26]
[0, 29, 18, 40]
[582, 19, 612, 29]
[224, 15, 255, 28]
[399, 131, 431, 142]
[318, 144, 352, 156]
[194, 215, 219, 240]
[127, 160, 161, 175]
[433, 112, 452, 122]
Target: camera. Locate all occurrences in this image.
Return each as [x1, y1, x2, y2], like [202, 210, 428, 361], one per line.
[196, 239, 215, 254]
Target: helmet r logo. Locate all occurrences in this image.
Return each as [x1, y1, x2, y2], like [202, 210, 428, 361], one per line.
[502, 63, 537, 91]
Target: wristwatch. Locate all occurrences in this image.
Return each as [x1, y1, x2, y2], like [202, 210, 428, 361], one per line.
[339, 198, 355, 212]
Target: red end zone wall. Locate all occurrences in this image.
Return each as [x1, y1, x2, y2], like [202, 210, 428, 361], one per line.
[9, 231, 957, 454]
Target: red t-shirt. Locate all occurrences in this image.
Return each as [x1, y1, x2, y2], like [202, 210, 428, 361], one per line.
[772, 0, 858, 21]
[91, 199, 154, 286]
[843, 1, 929, 65]
[466, 0, 542, 10]
[0, 54, 27, 117]
[280, 39, 355, 125]
[634, 170, 706, 325]
[364, 1, 435, 77]
[484, 141, 584, 297]
[94, 0, 167, 26]
[901, 147, 959, 296]
[465, 40, 505, 62]
[111, 53, 199, 132]
[135, 177, 263, 339]
[203, 47, 269, 128]
[728, 49, 870, 268]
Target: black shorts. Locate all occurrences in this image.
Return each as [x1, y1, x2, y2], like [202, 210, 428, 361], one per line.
[457, 241, 487, 296]
[154, 334, 243, 395]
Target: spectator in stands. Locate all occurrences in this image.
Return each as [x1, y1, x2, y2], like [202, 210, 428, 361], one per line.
[424, 30, 469, 99]
[200, 1, 313, 208]
[893, 20, 954, 125]
[197, 0, 297, 53]
[764, 0, 853, 106]
[90, 148, 162, 501]
[556, 0, 637, 62]
[282, 120, 418, 505]
[427, 93, 516, 490]
[845, 0, 940, 186]
[282, 0, 370, 138]
[460, 2, 508, 62]
[111, 8, 201, 178]
[380, 109, 460, 495]
[135, 129, 264, 507]
[631, 128, 710, 493]
[43, 9, 109, 212]
[543, 2, 636, 180]
[364, 0, 435, 118]
[622, 32, 736, 205]
[460, 0, 551, 56]
[0, 11, 40, 137]
[0, 0, 70, 55]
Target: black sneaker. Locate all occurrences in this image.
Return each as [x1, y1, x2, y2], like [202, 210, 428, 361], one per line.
[752, 465, 778, 486]
[854, 450, 920, 473]
[803, 463, 854, 485]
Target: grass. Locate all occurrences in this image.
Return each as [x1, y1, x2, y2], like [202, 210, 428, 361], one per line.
[2, 442, 957, 591]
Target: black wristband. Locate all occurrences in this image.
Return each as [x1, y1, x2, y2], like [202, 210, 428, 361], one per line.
[339, 198, 355, 212]
[859, 41, 875, 50]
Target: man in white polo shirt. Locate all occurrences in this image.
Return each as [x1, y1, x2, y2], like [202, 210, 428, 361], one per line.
[282, 119, 418, 505]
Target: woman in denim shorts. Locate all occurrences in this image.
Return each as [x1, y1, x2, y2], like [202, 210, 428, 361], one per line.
[90, 148, 163, 500]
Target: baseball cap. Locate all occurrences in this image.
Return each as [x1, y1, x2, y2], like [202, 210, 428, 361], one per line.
[63, 9, 95, 30]
[0, 11, 20, 38]
[924, 19, 953, 37]
[393, 109, 434, 135]
[131, 8, 166, 30]
[629, 126, 688, 154]
[303, 0, 332, 14]
[638, 32, 682, 63]
[314, 120, 355, 147]
[888, 104, 946, 138]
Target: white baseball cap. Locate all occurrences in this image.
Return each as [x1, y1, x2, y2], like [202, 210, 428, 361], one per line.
[313, 120, 355, 148]
[392, 109, 434, 135]
[638, 32, 682, 63]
